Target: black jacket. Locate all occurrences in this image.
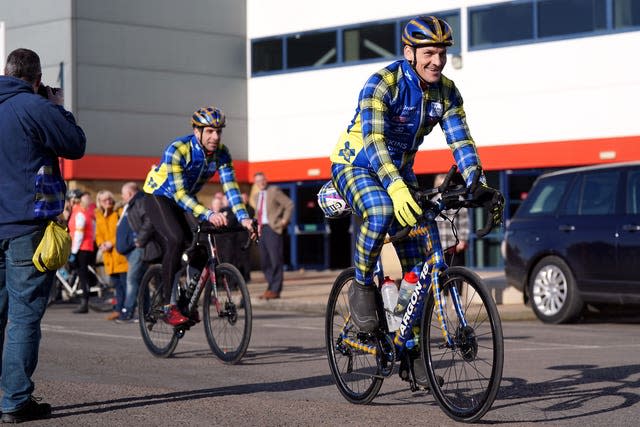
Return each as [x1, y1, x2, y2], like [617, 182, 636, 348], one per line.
[127, 191, 161, 262]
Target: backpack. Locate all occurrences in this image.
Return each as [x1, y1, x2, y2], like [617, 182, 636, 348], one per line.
[115, 211, 136, 255]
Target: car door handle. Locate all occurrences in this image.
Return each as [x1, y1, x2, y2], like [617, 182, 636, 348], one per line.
[622, 224, 640, 232]
[558, 225, 575, 232]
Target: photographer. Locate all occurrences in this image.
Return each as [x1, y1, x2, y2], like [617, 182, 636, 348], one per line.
[0, 48, 86, 422]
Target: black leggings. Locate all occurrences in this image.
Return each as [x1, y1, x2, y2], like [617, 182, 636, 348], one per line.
[143, 194, 195, 303]
[76, 250, 95, 301]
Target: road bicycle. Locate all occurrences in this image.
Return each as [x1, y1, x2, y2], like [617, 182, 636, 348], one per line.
[325, 166, 504, 422]
[49, 262, 115, 312]
[137, 221, 256, 364]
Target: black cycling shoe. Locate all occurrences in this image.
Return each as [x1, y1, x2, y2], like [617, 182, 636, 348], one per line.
[411, 355, 444, 391]
[1, 396, 51, 423]
[347, 281, 379, 333]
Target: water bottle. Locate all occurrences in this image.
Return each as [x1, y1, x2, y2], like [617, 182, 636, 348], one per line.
[394, 271, 419, 315]
[380, 276, 402, 332]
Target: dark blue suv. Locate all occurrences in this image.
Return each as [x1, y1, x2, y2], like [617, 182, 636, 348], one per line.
[504, 162, 640, 323]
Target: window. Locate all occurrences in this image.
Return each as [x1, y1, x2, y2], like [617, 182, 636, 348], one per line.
[614, 0, 640, 28]
[564, 171, 619, 215]
[286, 30, 337, 69]
[626, 170, 640, 214]
[538, 0, 606, 38]
[521, 174, 572, 215]
[343, 23, 396, 62]
[469, 2, 534, 47]
[251, 38, 283, 73]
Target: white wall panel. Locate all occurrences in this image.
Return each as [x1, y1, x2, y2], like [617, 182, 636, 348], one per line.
[249, 31, 640, 162]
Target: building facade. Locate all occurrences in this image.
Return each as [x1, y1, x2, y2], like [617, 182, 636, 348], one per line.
[2, 0, 639, 270]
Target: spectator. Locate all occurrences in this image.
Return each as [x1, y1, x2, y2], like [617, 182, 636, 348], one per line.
[95, 190, 128, 321]
[63, 189, 82, 225]
[69, 191, 97, 314]
[0, 47, 85, 422]
[117, 182, 148, 323]
[251, 172, 293, 299]
[433, 173, 470, 266]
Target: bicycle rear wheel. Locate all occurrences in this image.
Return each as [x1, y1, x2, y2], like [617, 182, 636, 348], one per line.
[137, 264, 179, 358]
[203, 263, 252, 364]
[88, 270, 116, 313]
[325, 267, 383, 404]
[421, 266, 503, 422]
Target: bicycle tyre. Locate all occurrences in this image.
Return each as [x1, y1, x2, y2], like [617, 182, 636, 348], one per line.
[203, 263, 252, 364]
[421, 266, 503, 422]
[137, 264, 179, 358]
[325, 267, 383, 404]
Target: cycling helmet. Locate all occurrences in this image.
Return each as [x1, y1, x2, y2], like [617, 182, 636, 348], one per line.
[191, 106, 226, 128]
[317, 181, 352, 219]
[402, 16, 454, 47]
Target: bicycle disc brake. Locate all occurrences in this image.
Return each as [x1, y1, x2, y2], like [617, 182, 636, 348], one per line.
[457, 325, 478, 362]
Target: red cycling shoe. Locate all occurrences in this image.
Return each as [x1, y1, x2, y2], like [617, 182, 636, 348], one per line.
[162, 305, 189, 326]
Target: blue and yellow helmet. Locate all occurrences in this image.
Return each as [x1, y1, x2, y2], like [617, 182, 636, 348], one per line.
[402, 16, 454, 47]
[191, 106, 226, 128]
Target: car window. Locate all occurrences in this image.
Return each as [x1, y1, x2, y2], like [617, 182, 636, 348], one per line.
[520, 174, 572, 216]
[564, 171, 619, 215]
[627, 170, 640, 214]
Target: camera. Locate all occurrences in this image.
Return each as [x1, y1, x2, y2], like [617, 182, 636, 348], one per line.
[37, 84, 60, 99]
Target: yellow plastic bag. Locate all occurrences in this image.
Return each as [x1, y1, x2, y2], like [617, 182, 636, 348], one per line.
[32, 220, 72, 272]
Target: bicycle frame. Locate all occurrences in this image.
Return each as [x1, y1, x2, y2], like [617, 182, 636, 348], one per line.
[55, 264, 109, 298]
[393, 199, 467, 350]
[337, 197, 469, 356]
[181, 231, 220, 315]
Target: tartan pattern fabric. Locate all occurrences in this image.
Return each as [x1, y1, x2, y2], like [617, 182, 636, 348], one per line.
[331, 60, 484, 188]
[33, 163, 66, 219]
[332, 163, 426, 286]
[144, 135, 247, 222]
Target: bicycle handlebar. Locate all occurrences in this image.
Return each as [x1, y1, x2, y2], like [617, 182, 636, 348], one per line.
[194, 218, 259, 250]
[389, 165, 500, 241]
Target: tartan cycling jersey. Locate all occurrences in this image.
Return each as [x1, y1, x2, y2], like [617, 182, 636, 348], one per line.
[143, 134, 248, 222]
[330, 59, 482, 188]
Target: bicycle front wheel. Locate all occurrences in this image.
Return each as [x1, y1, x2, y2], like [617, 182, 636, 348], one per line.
[421, 267, 504, 422]
[203, 263, 252, 364]
[137, 264, 179, 358]
[325, 267, 383, 404]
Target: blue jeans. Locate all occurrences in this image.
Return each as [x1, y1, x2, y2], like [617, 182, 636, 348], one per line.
[122, 247, 146, 317]
[110, 272, 127, 313]
[0, 228, 53, 412]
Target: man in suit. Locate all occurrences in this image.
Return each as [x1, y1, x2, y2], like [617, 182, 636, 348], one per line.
[251, 172, 293, 299]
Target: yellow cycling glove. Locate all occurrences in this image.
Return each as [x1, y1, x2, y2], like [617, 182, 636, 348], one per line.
[387, 180, 423, 227]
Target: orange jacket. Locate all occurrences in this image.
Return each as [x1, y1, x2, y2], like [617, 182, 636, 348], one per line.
[95, 207, 128, 275]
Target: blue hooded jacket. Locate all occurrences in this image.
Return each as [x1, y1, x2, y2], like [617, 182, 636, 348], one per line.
[0, 76, 86, 239]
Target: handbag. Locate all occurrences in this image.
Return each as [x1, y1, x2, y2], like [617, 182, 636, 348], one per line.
[32, 220, 72, 272]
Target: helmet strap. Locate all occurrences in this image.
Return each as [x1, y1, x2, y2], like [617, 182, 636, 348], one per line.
[196, 127, 214, 157]
[408, 47, 429, 89]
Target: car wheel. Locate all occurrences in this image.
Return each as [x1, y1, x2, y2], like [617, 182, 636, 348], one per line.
[529, 256, 582, 324]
